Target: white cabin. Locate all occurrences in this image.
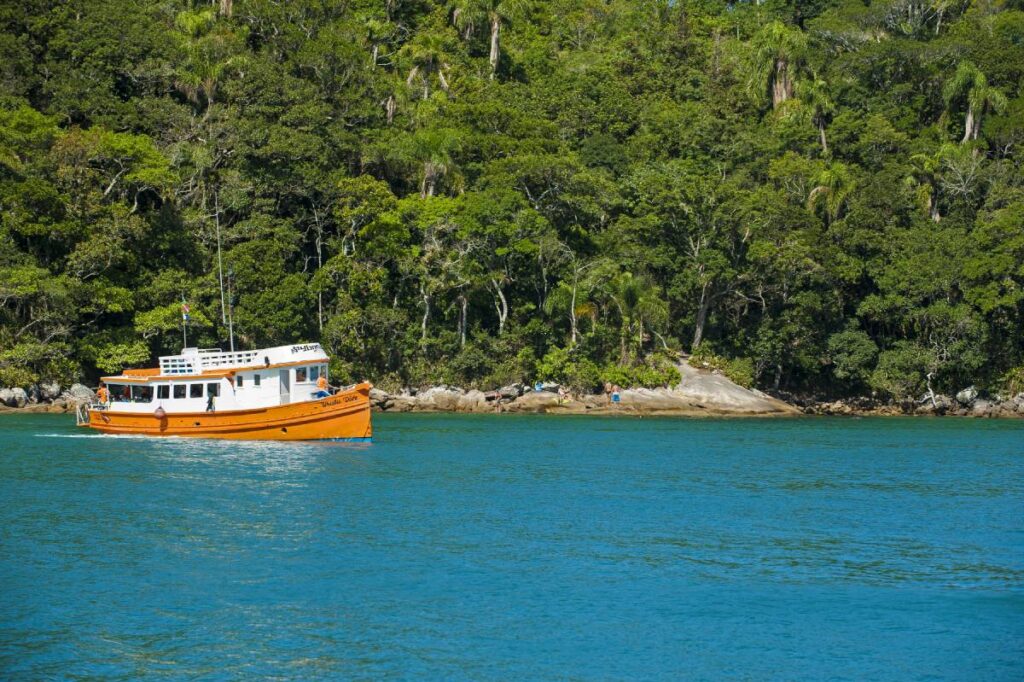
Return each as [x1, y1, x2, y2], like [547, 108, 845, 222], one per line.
[99, 344, 333, 414]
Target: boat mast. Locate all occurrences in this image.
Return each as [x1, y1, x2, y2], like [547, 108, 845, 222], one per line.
[227, 267, 235, 352]
[181, 294, 189, 349]
[215, 190, 226, 326]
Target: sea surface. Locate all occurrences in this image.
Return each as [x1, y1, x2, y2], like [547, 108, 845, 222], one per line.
[0, 413, 1021, 680]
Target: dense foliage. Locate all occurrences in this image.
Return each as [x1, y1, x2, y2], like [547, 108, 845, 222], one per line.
[2, 0, 1023, 397]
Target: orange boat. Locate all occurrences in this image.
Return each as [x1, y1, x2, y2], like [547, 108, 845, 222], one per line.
[77, 344, 372, 441]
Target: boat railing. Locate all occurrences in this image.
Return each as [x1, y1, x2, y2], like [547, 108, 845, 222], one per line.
[159, 349, 262, 375]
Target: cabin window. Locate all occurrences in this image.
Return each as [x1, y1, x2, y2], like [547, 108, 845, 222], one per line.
[254, 373, 261, 387]
[310, 365, 319, 382]
[173, 384, 185, 399]
[236, 375, 244, 388]
[190, 384, 204, 398]
[131, 385, 153, 403]
[207, 383, 220, 397]
[109, 384, 129, 402]
[157, 385, 170, 400]
[296, 367, 308, 383]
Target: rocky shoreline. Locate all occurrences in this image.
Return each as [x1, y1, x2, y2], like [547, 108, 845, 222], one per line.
[0, 383, 95, 414]
[2, 373, 1022, 419]
[792, 386, 1024, 419]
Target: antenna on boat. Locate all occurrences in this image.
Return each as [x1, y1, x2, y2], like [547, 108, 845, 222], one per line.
[215, 190, 226, 325]
[181, 294, 190, 350]
[227, 266, 235, 352]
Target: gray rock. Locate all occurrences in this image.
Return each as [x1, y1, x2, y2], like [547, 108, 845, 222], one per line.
[26, 384, 40, 403]
[956, 386, 978, 406]
[996, 400, 1018, 417]
[498, 384, 522, 400]
[368, 387, 391, 407]
[2, 387, 28, 408]
[509, 391, 562, 412]
[413, 387, 462, 411]
[971, 399, 993, 417]
[64, 384, 95, 404]
[39, 381, 62, 401]
[457, 389, 488, 412]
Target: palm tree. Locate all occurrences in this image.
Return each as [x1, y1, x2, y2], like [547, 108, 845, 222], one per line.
[402, 129, 460, 198]
[807, 161, 855, 224]
[450, 0, 529, 78]
[173, 9, 238, 118]
[904, 145, 956, 222]
[401, 33, 454, 99]
[797, 75, 834, 154]
[749, 21, 807, 110]
[604, 272, 668, 363]
[943, 61, 1008, 144]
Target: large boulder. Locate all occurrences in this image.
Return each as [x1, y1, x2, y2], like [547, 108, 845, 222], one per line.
[509, 391, 562, 412]
[971, 399, 993, 417]
[413, 387, 463, 411]
[457, 389, 488, 412]
[368, 387, 391, 409]
[64, 384, 95, 404]
[1, 387, 28, 408]
[39, 381, 62, 401]
[955, 386, 978, 406]
[673, 360, 798, 415]
[498, 383, 524, 400]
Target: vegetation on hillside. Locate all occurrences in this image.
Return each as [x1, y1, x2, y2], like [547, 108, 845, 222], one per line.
[1, 0, 1023, 397]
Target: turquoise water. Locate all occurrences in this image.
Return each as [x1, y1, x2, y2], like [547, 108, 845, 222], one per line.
[0, 413, 1021, 680]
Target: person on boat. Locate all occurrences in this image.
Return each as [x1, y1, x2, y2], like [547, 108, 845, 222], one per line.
[206, 392, 215, 413]
[96, 383, 109, 406]
[314, 373, 331, 399]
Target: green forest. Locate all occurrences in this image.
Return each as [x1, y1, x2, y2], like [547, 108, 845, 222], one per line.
[2, 0, 1023, 399]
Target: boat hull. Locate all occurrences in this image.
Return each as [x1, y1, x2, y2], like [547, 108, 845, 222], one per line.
[81, 382, 372, 441]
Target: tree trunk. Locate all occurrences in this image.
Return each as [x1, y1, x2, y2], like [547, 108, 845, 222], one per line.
[692, 284, 711, 350]
[818, 120, 828, 155]
[384, 95, 396, 125]
[491, 278, 508, 335]
[569, 275, 578, 347]
[489, 17, 501, 78]
[772, 59, 791, 108]
[962, 105, 975, 144]
[459, 295, 468, 347]
[420, 287, 430, 341]
[219, 0, 232, 18]
[421, 165, 436, 198]
[929, 191, 941, 222]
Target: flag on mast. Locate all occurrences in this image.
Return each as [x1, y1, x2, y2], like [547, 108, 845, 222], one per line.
[182, 301, 190, 322]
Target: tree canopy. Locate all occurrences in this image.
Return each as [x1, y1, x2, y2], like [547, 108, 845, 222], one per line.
[2, 0, 1023, 399]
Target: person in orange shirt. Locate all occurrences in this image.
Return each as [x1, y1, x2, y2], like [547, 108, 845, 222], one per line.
[96, 383, 109, 406]
[314, 372, 331, 398]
